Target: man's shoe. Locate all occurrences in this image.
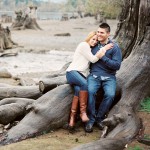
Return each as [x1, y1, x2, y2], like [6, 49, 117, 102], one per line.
[85, 124, 93, 133]
[97, 122, 104, 130]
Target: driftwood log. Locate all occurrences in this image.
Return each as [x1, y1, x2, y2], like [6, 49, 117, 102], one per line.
[54, 33, 71, 36]
[39, 62, 70, 93]
[0, 52, 18, 57]
[0, 85, 41, 100]
[39, 75, 67, 93]
[0, 0, 149, 149]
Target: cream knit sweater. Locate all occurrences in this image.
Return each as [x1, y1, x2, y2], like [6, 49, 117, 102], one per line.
[66, 42, 99, 77]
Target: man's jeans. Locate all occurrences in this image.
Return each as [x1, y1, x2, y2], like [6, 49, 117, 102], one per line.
[87, 74, 116, 125]
[66, 71, 88, 96]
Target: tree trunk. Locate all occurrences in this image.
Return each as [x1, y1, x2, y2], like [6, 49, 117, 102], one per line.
[72, 0, 150, 149]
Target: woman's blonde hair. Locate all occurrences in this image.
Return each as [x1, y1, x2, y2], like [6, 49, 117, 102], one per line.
[85, 31, 97, 43]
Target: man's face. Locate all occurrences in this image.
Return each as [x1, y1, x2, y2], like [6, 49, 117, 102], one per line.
[97, 27, 110, 43]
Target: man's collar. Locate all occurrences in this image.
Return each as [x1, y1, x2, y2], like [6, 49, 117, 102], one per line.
[99, 38, 110, 45]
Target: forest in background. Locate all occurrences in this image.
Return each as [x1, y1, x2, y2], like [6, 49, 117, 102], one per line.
[0, 0, 122, 19]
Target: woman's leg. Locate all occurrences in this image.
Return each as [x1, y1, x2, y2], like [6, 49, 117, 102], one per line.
[66, 71, 89, 123]
[66, 71, 88, 92]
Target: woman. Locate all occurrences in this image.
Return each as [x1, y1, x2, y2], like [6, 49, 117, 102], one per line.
[66, 31, 113, 129]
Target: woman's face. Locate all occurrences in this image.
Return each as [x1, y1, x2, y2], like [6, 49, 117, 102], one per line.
[89, 35, 98, 47]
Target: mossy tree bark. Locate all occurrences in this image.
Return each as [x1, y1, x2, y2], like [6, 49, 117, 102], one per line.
[73, 0, 150, 149]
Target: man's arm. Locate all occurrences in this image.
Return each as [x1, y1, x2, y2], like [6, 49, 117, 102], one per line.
[100, 45, 122, 70]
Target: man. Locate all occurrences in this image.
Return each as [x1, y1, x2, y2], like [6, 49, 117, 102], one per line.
[85, 23, 122, 132]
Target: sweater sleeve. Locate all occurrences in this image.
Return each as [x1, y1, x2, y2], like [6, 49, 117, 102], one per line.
[79, 42, 99, 63]
[101, 44, 122, 70]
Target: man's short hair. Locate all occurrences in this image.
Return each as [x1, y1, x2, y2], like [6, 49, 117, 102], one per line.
[99, 23, 110, 32]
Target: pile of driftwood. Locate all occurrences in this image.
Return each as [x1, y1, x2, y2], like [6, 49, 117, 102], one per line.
[0, 62, 72, 144]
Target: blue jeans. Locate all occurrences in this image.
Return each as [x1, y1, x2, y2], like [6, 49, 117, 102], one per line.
[66, 71, 88, 96]
[87, 74, 116, 125]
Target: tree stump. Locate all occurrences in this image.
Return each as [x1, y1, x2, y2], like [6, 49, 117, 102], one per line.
[0, 24, 17, 51]
[11, 7, 42, 30]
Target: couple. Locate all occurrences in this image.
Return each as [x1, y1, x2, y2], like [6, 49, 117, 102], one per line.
[66, 23, 122, 133]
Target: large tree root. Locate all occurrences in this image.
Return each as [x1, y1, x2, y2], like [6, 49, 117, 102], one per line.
[0, 98, 35, 125]
[0, 84, 73, 145]
[72, 138, 127, 150]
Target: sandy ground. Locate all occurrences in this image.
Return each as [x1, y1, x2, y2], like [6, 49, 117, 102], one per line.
[10, 17, 118, 52]
[0, 17, 150, 150]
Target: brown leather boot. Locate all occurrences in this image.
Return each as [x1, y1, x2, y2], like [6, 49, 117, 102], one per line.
[69, 96, 79, 127]
[79, 91, 89, 122]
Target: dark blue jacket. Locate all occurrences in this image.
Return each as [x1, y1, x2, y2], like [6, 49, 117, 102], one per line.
[90, 40, 122, 78]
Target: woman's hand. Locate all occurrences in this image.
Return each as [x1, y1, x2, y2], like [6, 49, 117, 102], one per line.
[96, 49, 106, 58]
[96, 43, 114, 59]
[103, 43, 114, 51]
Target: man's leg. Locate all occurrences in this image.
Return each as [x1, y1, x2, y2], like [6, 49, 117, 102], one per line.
[85, 75, 101, 132]
[96, 77, 116, 126]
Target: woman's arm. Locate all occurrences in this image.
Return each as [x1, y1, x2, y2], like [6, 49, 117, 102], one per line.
[79, 42, 99, 63]
[95, 43, 114, 58]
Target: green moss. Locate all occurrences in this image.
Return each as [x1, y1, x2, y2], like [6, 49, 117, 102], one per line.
[128, 145, 144, 150]
[144, 134, 150, 140]
[140, 97, 150, 112]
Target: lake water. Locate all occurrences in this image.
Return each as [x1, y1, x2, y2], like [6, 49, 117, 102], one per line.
[0, 50, 73, 76]
[0, 11, 75, 20]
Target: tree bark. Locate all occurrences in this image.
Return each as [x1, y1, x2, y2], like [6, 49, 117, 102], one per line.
[0, 98, 35, 125]
[0, 85, 41, 100]
[0, 84, 73, 145]
[39, 62, 70, 93]
[39, 75, 67, 93]
[72, 0, 150, 149]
